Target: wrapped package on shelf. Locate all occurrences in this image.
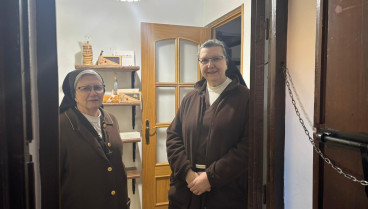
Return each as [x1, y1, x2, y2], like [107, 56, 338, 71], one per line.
[117, 89, 141, 104]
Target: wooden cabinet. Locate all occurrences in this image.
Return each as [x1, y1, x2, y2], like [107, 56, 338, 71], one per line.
[75, 65, 141, 193]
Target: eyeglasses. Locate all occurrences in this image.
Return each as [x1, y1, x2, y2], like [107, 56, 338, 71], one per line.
[76, 85, 105, 93]
[198, 56, 226, 65]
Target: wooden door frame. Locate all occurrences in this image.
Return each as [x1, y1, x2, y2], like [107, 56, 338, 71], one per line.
[0, 0, 60, 208]
[35, 0, 60, 208]
[264, 0, 288, 209]
[313, 0, 325, 208]
[248, 0, 266, 208]
[0, 0, 31, 208]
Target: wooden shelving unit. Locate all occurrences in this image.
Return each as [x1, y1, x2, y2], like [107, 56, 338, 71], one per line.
[75, 65, 140, 72]
[126, 167, 140, 194]
[103, 101, 140, 106]
[121, 137, 141, 143]
[126, 167, 140, 179]
[122, 137, 141, 163]
[120, 132, 141, 162]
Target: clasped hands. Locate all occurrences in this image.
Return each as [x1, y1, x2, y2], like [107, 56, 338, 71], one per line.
[185, 169, 211, 196]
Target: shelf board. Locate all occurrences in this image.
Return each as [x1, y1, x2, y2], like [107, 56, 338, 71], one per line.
[121, 138, 141, 143]
[126, 167, 140, 179]
[75, 65, 140, 72]
[120, 132, 141, 143]
[103, 101, 140, 106]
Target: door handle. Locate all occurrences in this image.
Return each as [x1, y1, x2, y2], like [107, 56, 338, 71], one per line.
[145, 120, 150, 145]
[145, 120, 159, 145]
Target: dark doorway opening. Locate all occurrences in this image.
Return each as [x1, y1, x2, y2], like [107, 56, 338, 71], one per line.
[215, 16, 242, 68]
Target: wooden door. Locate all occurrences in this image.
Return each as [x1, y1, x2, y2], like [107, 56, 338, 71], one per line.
[141, 23, 210, 209]
[314, 0, 368, 208]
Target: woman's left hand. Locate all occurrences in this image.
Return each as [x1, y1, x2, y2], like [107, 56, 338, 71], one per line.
[188, 172, 211, 195]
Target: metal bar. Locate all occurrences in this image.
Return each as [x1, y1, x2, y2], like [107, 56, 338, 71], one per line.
[132, 106, 136, 130]
[324, 135, 368, 149]
[131, 72, 136, 129]
[133, 142, 136, 162]
[316, 130, 368, 149]
[132, 179, 136, 194]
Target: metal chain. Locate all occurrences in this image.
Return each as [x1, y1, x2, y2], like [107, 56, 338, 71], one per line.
[285, 69, 313, 128]
[283, 66, 368, 186]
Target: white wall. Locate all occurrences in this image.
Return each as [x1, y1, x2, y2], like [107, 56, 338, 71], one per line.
[56, 0, 205, 83]
[203, 0, 252, 87]
[56, 1, 204, 209]
[285, 0, 316, 208]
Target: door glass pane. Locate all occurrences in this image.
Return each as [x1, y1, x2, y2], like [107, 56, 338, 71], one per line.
[179, 40, 198, 83]
[156, 39, 175, 82]
[156, 127, 168, 163]
[156, 87, 175, 123]
[180, 87, 194, 104]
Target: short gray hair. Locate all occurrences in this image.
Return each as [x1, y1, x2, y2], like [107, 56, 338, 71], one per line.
[198, 39, 228, 59]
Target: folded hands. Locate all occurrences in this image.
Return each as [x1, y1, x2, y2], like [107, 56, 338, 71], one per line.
[185, 169, 211, 196]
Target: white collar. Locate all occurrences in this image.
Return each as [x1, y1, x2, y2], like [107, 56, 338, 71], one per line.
[82, 109, 101, 122]
[207, 77, 232, 92]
